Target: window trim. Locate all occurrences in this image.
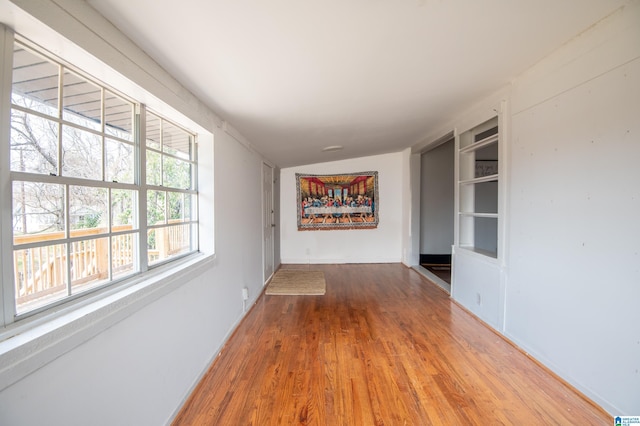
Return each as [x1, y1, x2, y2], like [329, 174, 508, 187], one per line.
[1, 25, 16, 327]
[1, 30, 203, 328]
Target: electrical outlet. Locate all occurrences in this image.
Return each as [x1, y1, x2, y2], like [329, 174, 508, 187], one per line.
[305, 248, 310, 255]
[242, 287, 249, 300]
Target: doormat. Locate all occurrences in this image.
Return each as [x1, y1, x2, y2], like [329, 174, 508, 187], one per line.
[265, 270, 326, 295]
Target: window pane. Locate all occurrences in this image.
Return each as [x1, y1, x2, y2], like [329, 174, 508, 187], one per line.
[147, 228, 159, 263]
[62, 125, 102, 180]
[14, 243, 68, 314]
[168, 192, 185, 221]
[104, 91, 133, 141]
[147, 223, 192, 265]
[70, 237, 109, 294]
[13, 181, 65, 244]
[163, 156, 191, 189]
[106, 139, 134, 183]
[62, 70, 101, 130]
[163, 121, 191, 159]
[167, 193, 197, 222]
[69, 186, 108, 237]
[112, 233, 138, 280]
[174, 192, 197, 222]
[112, 189, 137, 230]
[12, 43, 59, 117]
[171, 223, 192, 255]
[146, 150, 161, 186]
[147, 190, 166, 225]
[10, 110, 58, 175]
[146, 112, 161, 149]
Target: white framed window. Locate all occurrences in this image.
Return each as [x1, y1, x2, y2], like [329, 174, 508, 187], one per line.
[3, 38, 199, 321]
[144, 111, 198, 266]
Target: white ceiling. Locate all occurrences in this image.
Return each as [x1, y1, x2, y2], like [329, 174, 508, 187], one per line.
[87, 0, 626, 168]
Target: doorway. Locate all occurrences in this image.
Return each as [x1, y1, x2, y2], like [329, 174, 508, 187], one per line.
[262, 163, 274, 284]
[419, 136, 455, 291]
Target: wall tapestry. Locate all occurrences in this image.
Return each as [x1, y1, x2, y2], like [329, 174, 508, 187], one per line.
[296, 171, 379, 230]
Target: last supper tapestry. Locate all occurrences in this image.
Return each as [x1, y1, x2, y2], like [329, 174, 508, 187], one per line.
[296, 172, 379, 230]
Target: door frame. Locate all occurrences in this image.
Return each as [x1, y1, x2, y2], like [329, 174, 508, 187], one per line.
[416, 132, 455, 293]
[262, 162, 275, 284]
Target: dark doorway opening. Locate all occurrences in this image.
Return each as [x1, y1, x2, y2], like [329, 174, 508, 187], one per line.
[419, 136, 454, 287]
[420, 254, 451, 284]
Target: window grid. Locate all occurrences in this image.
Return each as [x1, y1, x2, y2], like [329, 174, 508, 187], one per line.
[144, 112, 198, 266]
[7, 39, 198, 319]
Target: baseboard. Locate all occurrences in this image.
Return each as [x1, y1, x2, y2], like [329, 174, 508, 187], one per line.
[280, 257, 402, 264]
[166, 289, 264, 425]
[450, 299, 613, 418]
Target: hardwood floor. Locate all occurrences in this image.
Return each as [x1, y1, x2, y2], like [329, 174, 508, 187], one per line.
[173, 264, 608, 425]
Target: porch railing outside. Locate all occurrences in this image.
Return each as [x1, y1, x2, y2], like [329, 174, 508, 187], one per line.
[13, 220, 191, 310]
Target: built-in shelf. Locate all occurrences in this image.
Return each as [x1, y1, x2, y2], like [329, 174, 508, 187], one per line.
[459, 133, 498, 154]
[459, 174, 499, 185]
[457, 116, 499, 258]
[459, 212, 498, 218]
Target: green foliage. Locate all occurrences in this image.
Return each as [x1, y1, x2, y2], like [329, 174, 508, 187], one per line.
[77, 212, 102, 229]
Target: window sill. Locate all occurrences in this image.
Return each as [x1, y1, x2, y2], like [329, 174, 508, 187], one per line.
[0, 252, 215, 393]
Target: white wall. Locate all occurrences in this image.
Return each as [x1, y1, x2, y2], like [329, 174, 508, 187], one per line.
[0, 2, 270, 425]
[446, 3, 640, 415]
[504, 3, 640, 415]
[280, 152, 403, 263]
[420, 140, 454, 254]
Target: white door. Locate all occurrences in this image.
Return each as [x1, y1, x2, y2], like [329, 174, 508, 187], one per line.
[262, 163, 274, 283]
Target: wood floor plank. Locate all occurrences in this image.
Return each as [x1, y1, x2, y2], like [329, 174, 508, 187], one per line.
[172, 264, 609, 425]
